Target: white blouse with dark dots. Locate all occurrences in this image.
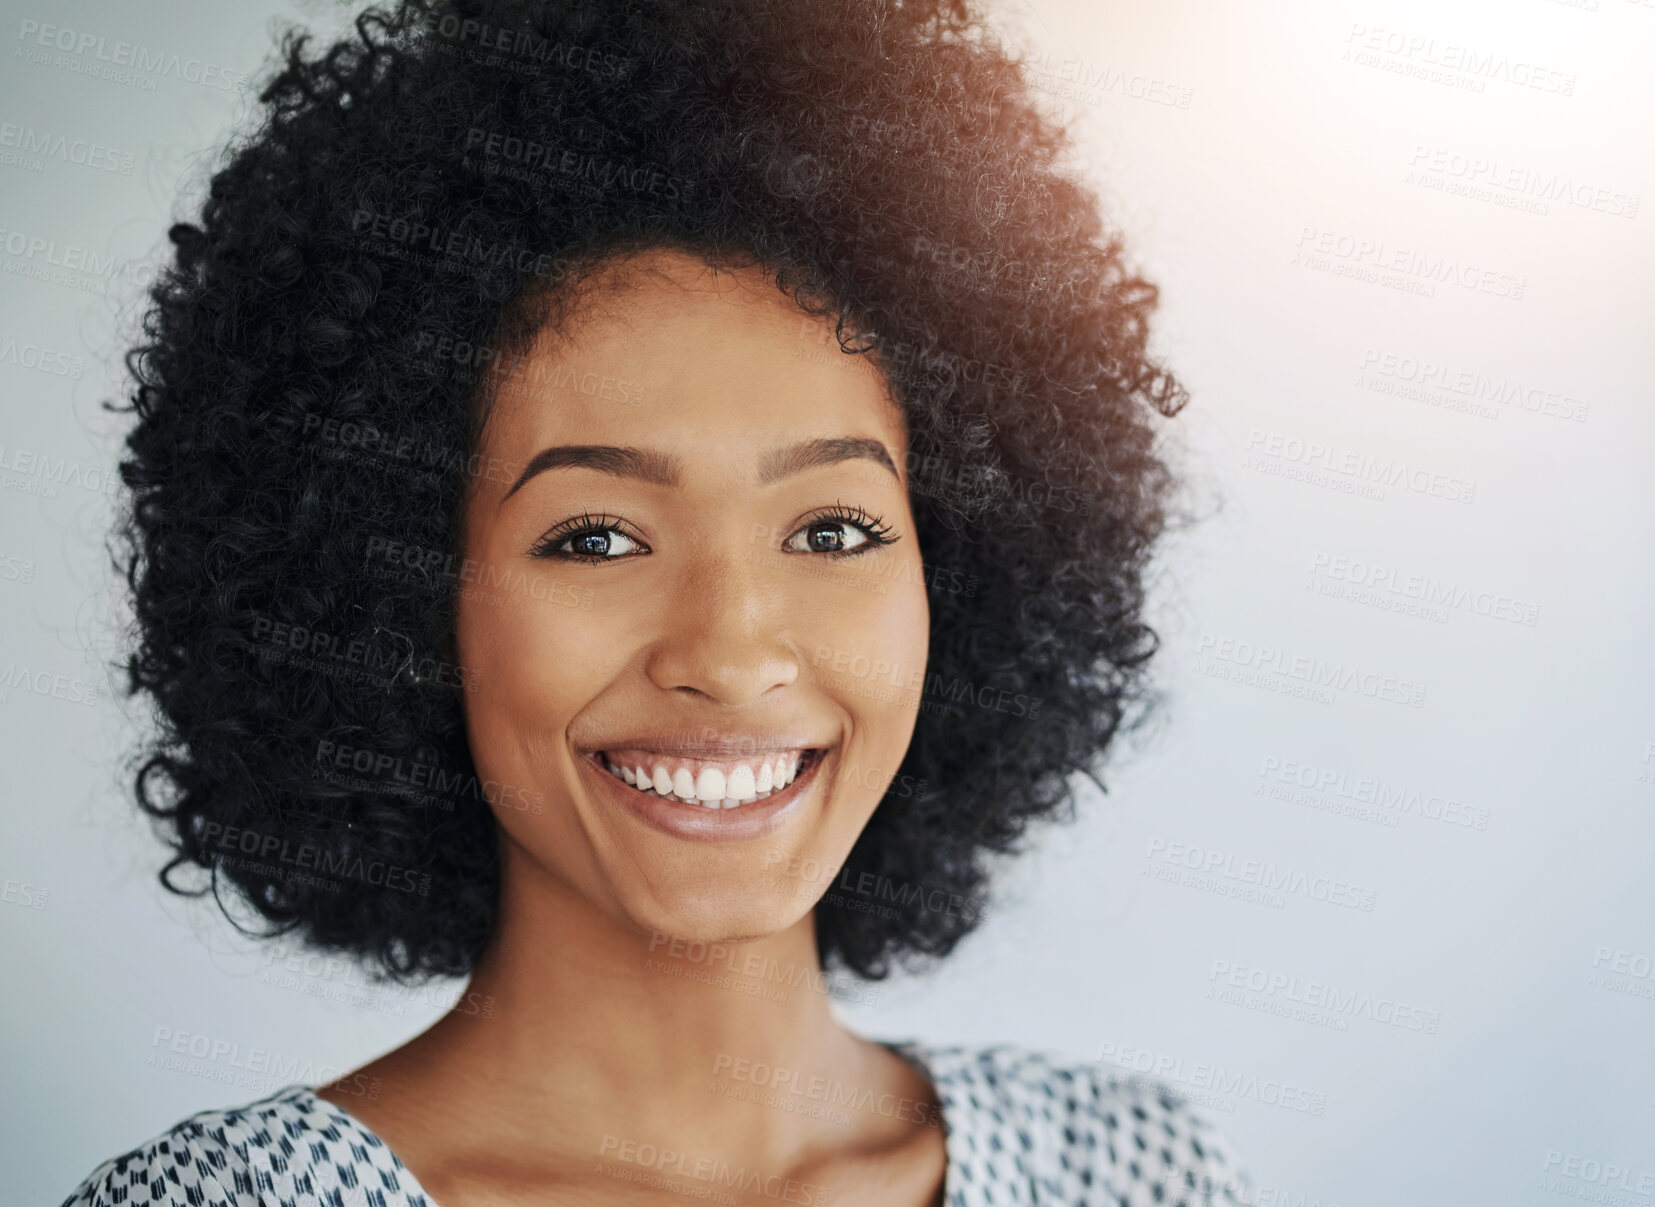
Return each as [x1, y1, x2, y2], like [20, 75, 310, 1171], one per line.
[59, 1042, 1251, 1206]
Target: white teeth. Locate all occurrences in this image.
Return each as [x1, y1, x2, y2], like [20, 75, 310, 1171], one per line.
[601, 751, 813, 809]
[695, 767, 727, 805]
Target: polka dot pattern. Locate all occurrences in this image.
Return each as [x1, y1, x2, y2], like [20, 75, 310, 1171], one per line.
[59, 1042, 1249, 1206]
[891, 1043, 1251, 1205]
[58, 1090, 434, 1207]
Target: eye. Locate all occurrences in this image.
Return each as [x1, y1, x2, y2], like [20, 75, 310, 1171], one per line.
[786, 521, 870, 556]
[781, 504, 897, 558]
[529, 513, 649, 563]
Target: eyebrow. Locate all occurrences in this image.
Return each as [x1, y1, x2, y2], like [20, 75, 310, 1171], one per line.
[500, 436, 901, 504]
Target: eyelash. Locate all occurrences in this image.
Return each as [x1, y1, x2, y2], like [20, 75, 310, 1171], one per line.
[800, 502, 897, 558]
[528, 511, 642, 564]
[526, 503, 898, 564]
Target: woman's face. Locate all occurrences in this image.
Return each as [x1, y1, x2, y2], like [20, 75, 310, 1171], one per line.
[454, 247, 929, 945]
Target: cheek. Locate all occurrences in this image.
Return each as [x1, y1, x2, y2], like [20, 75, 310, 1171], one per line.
[455, 570, 618, 751]
[805, 571, 931, 750]
[878, 579, 932, 687]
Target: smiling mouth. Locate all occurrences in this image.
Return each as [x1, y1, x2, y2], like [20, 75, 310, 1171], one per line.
[593, 747, 826, 809]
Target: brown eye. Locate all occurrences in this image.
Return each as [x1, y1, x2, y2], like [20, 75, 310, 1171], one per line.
[786, 520, 868, 555]
[529, 515, 647, 562]
[551, 528, 642, 559]
[780, 504, 897, 559]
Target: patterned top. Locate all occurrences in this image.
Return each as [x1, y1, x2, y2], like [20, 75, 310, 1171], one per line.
[59, 1042, 1250, 1206]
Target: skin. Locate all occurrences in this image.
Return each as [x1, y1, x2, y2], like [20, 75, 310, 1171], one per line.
[318, 247, 946, 1205]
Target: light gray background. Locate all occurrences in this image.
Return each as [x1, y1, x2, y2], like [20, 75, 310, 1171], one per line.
[3, 1, 1651, 1204]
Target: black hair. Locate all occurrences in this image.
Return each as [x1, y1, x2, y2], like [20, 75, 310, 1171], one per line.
[116, 0, 1187, 982]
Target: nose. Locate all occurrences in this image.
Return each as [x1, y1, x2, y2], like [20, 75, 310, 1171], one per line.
[643, 538, 801, 708]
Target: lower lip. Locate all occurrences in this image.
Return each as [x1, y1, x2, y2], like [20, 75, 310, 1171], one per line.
[579, 749, 829, 843]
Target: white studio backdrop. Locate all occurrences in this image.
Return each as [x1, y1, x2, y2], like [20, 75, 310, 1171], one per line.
[1, 1, 1650, 1204]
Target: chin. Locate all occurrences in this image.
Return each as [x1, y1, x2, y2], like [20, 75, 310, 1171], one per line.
[626, 890, 814, 949]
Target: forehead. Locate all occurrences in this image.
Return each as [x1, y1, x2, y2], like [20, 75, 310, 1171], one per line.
[481, 247, 906, 454]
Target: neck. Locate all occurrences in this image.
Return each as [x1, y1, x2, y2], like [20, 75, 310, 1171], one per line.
[372, 830, 889, 1171]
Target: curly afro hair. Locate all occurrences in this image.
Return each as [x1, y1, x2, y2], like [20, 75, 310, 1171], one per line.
[116, 0, 1187, 984]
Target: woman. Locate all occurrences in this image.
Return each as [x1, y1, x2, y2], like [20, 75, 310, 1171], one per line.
[64, 0, 1248, 1203]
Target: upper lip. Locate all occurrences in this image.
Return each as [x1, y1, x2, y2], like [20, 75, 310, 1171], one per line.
[580, 733, 833, 760]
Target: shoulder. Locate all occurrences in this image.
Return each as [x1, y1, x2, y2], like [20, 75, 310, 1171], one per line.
[56, 1085, 403, 1207]
[896, 1042, 1251, 1205]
